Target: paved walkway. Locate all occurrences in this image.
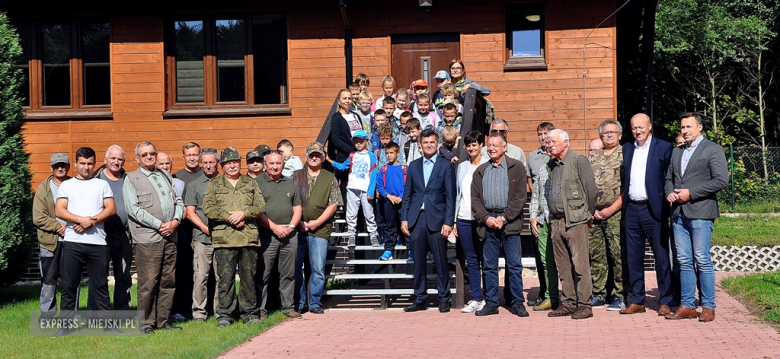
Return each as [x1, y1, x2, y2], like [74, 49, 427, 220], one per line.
[221, 272, 780, 358]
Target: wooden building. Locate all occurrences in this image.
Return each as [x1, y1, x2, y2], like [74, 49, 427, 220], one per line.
[7, 0, 657, 191]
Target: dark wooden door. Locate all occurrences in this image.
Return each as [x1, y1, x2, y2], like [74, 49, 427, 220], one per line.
[391, 33, 460, 93]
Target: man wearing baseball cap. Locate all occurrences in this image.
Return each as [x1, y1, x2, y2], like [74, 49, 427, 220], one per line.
[203, 147, 266, 327]
[432, 70, 451, 109]
[33, 153, 71, 317]
[246, 150, 264, 178]
[293, 142, 342, 314]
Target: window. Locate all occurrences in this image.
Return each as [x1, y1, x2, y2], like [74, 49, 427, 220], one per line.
[165, 13, 288, 116]
[12, 20, 111, 118]
[505, 4, 547, 70]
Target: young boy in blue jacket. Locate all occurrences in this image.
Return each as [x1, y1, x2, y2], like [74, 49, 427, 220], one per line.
[330, 130, 380, 248]
[376, 141, 407, 260]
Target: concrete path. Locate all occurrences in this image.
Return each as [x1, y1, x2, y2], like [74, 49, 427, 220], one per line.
[220, 272, 780, 358]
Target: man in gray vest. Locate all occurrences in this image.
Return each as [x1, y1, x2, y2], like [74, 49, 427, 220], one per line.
[544, 129, 597, 320]
[293, 142, 342, 314]
[93, 145, 133, 310]
[124, 141, 184, 334]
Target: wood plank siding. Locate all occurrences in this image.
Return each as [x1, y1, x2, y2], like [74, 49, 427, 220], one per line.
[17, 0, 615, 189]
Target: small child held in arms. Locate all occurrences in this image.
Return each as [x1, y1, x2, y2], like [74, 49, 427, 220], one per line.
[277, 139, 303, 178]
[370, 109, 389, 151]
[432, 70, 451, 110]
[441, 83, 464, 114]
[356, 91, 374, 136]
[376, 141, 407, 261]
[413, 94, 439, 131]
[438, 125, 461, 164]
[329, 130, 380, 248]
[375, 76, 395, 111]
[393, 89, 411, 119]
[437, 102, 462, 133]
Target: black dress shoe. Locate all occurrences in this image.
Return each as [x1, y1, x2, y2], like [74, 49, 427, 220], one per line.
[161, 323, 183, 330]
[527, 296, 545, 307]
[143, 327, 155, 335]
[438, 301, 451, 313]
[403, 302, 427, 312]
[475, 304, 499, 316]
[513, 303, 530, 317]
[310, 307, 325, 314]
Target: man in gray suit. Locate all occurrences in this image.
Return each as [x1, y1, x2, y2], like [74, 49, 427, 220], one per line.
[664, 113, 728, 323]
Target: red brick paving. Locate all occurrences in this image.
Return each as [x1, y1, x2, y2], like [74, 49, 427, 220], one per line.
[220, 272, 780, 358]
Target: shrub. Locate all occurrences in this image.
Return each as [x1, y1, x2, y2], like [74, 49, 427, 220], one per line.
[0, 12, 35, 286]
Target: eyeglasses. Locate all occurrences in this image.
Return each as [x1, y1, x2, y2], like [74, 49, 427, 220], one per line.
[52, 163, 69, 169]
[450, 66, 463, 71]
[139, 151, 157, 158]
[601, 131, 620, 137]
[490, 129, 508, 134]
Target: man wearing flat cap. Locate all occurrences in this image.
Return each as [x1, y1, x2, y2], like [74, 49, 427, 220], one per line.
[293, 142, 342, 314]
[33, 153, 71, 317]
[203, 147, 266, 327]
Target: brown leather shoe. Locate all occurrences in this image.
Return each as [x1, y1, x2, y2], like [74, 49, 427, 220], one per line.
[664, 305, 698, 320]
[571, 306, 593, 320]
[657, 304, 672, 317]
[547, 305, 576, 317]
[699, 308, 715, 322]
[619, 304, 646, 314]
[286, 311, 303, 319]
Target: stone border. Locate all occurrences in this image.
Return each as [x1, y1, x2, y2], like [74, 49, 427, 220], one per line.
[712, 245, 780, 271]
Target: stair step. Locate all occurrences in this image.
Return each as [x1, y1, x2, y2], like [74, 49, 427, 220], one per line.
[325, 288, 457, 295]
[329, 245, 408, 251]
[326, 273, 455, 280]
[327, 259, 454, 265]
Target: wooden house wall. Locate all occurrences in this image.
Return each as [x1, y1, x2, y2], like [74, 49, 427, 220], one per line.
[20, 0, 615, 189]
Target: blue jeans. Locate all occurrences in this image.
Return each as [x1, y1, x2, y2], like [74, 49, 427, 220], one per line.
[294, 234, 330, 310]
[482, 214, 525, 308]
[672, 214, 715, 310]
[456, 219, 484, 302]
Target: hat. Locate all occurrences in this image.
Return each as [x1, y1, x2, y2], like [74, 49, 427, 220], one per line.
[254, 144, 271, 155]
[412, 79, 428, 88]
[352, 130, 369, 140]
[306, 142, 326, 156]
[50, 153, 69, 165]
[246, 150, 263, 161]
[220, 147, 241, 163]
[433, 70, 450, 80]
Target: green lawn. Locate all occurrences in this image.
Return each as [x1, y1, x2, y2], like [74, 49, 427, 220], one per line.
[712, 215, 780, 247]
[0, 284, 287, 359]
[722, 271, 780, 324]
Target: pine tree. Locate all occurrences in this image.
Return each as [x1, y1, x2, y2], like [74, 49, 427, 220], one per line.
[0, 12, 35, 286]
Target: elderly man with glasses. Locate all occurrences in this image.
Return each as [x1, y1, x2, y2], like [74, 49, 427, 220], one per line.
[587, 120, 628, 312]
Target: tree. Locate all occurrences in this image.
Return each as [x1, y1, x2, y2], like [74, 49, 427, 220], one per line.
[655, 0, 741, 139]
[0, 12, 35, 286]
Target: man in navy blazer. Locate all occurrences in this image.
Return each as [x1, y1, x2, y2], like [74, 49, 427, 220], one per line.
[619, 113, 677, 316]
[400, 128, 457, 313]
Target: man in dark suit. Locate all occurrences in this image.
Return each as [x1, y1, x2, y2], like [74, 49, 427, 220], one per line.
[664, 113, 728, 322]
[620, 113, 676, 316]
[400, 128, 457, 313]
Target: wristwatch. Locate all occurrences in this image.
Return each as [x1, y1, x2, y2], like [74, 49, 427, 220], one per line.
[500, 216, 507, 224]
[287, 223, 295, 229]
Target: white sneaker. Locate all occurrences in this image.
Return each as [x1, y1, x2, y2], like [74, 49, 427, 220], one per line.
[461, 300, 481, 313]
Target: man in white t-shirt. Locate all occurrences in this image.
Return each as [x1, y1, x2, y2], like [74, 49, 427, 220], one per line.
[54, 147, 116, 336]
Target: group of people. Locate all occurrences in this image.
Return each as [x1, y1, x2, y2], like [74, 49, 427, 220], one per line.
[32, 57, 729, 335]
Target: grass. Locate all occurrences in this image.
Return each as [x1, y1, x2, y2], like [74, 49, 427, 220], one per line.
[722, 271, 780, 324]
[0, 283, 287, 359]
[712, 215, 780, 247]
[719, 200, 780, 214]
